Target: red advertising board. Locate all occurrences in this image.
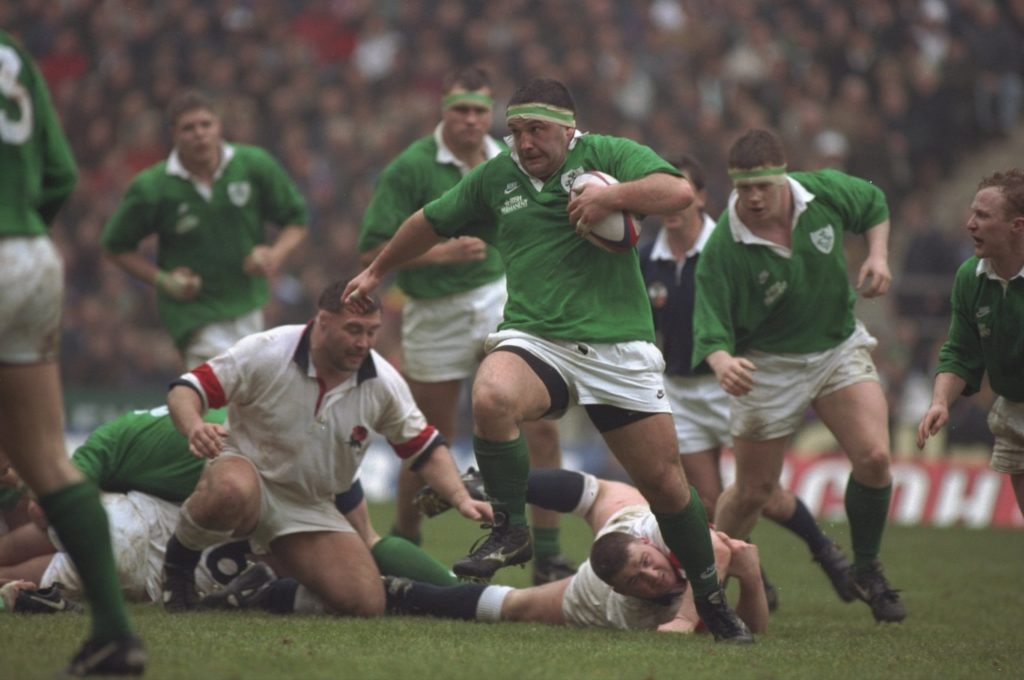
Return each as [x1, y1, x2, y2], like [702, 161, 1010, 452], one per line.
[719, 452, 1023, 529]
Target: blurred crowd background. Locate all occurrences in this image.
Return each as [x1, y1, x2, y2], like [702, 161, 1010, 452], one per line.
[5, 0, 1023, 456]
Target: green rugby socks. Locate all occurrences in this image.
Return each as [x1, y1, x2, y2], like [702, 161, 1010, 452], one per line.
[39, 482, 133, 641]
[473, 433, 530, 526]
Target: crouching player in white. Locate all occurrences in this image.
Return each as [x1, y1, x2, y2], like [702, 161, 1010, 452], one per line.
[161, 279, 492, 615]
[0, 490, 221, 604]
[384, 470, 768, 635]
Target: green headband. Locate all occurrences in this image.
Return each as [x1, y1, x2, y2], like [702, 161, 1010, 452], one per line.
[506, 103, 576, 127]
[728, 165, 788, 182]
[443, 91, 494, 109]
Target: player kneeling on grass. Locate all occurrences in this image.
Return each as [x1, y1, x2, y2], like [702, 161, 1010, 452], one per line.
[384, 470, 767, 636]
[161, 279, 492, 616]
[205, 470, 766, 634]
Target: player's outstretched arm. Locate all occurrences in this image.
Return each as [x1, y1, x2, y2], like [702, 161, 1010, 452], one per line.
[917, 372, 967, 449]
[344, 209, 443, 311]
[416, 446, 493, 523]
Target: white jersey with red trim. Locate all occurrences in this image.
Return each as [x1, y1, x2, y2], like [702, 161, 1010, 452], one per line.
[563, 504, 687, 630]
[177, 323, 437, 502]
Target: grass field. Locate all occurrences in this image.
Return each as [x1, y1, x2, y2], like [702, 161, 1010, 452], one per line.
[2, 503, 1022, 680]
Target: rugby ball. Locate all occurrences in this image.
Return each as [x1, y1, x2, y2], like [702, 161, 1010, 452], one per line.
[569, 171, 641, 253]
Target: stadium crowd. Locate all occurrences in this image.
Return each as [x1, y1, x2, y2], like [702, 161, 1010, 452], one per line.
[4, 0, 1023, 450]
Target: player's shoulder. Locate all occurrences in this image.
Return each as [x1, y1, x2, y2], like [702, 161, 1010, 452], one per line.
[391, 135, 438, 167]
[124, 161, 174, 197]
[365, 349, 404, 385]
[954, 256, 981, 281]
[228, 143, 281, 168]
[793, 168, 876, 195]
[232, 323, 308, 361]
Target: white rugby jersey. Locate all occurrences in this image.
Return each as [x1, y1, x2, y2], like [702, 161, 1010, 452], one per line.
[579, 505, 688, 630]
[176, 323, 439, 502]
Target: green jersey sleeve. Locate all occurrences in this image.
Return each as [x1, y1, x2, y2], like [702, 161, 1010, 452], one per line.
[811, 169, 889, 235]
[422, 161, 496, 241]
[0, 31, 77, 235]
[936, 262, 986, 396]
[692, 217, 738, 365]
[359, 155, 424, 251]
[252, 147, 308, 227]
[32, 64, 77, 224]
[100, 173, 160, 252]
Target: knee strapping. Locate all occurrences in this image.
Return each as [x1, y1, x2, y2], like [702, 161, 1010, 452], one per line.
[175, 505, 235, 552]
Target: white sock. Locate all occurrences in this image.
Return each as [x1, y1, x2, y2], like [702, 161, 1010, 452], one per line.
[294, 585, 327, 614]
[475, 585, 513, 623]
[571, 473, 600, 517]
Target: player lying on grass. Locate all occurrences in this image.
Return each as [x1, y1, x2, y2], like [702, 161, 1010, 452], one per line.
[0, 479, 459, 607]
[0, 404, 466, 607]
[206, 470, 768, 637]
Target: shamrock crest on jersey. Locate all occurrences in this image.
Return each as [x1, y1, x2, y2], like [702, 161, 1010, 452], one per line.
[809, 224, 835, 254]
[227, 181, 251, 207]
[560, 167, 586, 194]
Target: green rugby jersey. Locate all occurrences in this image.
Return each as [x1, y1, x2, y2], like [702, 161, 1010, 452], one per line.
[0, 30, 77, 236]
[936, 257, 1024, 402]
[693, 169, 889, 363]
[423, 133, 679, 343]
[359, 129, 505, 299]
[101, 144, 308, 348]
[71, 406, 227, 502]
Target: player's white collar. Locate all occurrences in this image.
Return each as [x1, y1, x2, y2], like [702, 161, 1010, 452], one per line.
[976, 257, 1024, 286]
[726, 175, 814, 259]
[506, 129, 585, 190]
[434, 123, 502, 175]
[166, 142, 236, 200]
[649, 213, 715, 263]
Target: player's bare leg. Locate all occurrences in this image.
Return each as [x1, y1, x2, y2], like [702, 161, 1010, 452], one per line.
[0, 363, 143, 673]
[522, 419, 573, 583]
[815, 381, 904, 622]
[678, 448, 724, 518]
[714, 436, 788, 541]
[163, 456, 262, 611]
[453, 352, 550, 580]
[603, 414, 752, 642]
[271, 530, 384, 616]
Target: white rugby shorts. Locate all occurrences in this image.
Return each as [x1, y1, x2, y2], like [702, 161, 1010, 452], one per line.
[216, 452, 355, 555]
[401, 277, 507, 382]
[664, 373, 732, 453]
[729, 322, 880, 441]
[0, 236, 63, 363]
[184, 308, 264, 368]
[484, 329, 670, 414]
[987, 396, 1024, 474]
